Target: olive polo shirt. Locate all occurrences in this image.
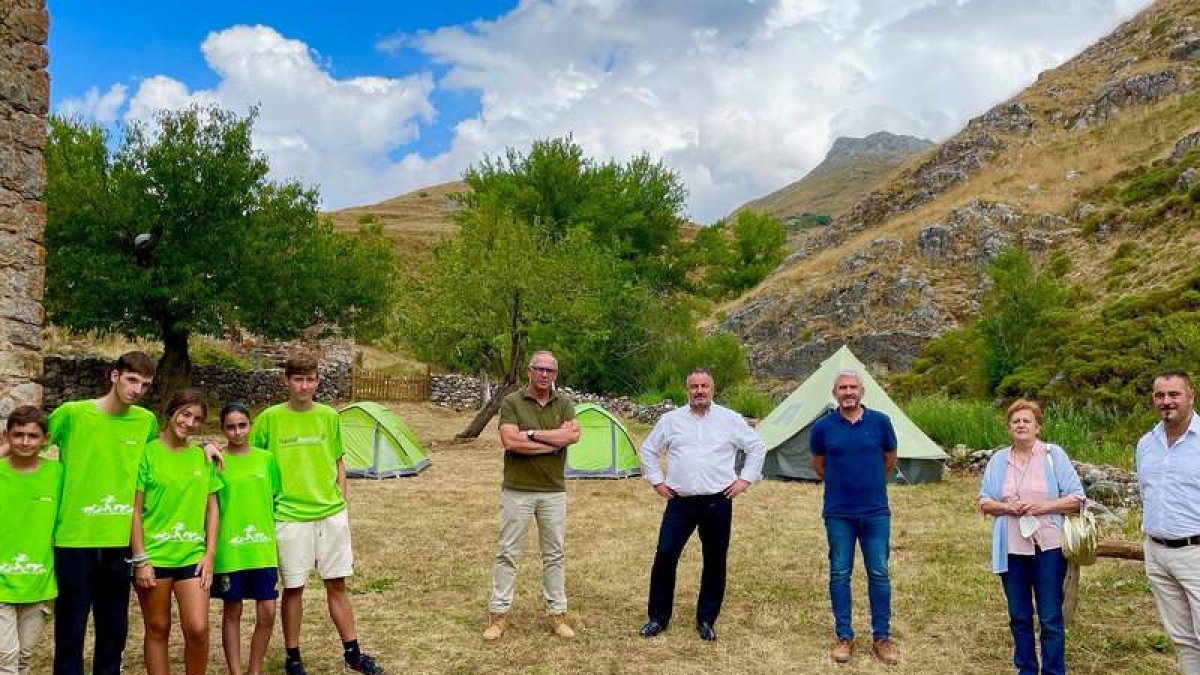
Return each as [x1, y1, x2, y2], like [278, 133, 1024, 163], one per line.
[498, 389, 576, 492]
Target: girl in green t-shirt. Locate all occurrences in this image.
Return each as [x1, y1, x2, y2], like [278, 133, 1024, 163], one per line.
[130, 389, 222, 675]
[213, 402, 281, 675]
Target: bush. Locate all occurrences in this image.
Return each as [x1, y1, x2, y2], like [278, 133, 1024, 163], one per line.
[719, 382, 778, 419]
[190, 342, 253, 371]
[1118, 165, 1177, 206]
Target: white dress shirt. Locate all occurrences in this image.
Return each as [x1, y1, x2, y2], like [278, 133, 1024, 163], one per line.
[1137, 410, 1200, 539]
[639, 403, 766, 496]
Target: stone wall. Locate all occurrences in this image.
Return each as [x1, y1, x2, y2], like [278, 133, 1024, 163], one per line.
[0, 1, 49, 419]
[430, 374, 677, 424]
[43, 351, 354, 411]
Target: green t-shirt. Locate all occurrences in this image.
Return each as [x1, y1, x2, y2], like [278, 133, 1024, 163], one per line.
[214, 448, 281, 573]
[498, 390, 576, 492]
[0, 459, 63, 603]
[250, 403, 345, 522]
[136, 440, 224, 568]
[49, 400, 160, 547]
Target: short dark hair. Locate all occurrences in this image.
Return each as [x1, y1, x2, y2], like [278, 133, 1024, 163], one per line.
[113, 351, 156, 379]
[284, 351, 320, 378]
[1155, 370, 1193, 390]
[165, 388, 208, 421]
[219, 402, 251, 426]
[6, 405, 47, 433]
[687, 367, 713, 381]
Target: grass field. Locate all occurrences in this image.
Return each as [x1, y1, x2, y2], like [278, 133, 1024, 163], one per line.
[33, 402, 1172, 674]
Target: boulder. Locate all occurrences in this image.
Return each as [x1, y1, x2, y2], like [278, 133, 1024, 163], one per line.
[917, 225, 953, 263]
[1170, 131, 1200, 164]
[1170, 35, 1200, 61]
[1180, 168, 1200, 192]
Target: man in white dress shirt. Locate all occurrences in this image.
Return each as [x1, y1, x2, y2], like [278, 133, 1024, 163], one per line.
[1137, 370, 1200, 674]
[637, 368, 766, 641]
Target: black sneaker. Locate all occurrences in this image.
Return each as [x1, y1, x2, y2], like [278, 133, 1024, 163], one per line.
[284, 659, 307, 675]
[346, 652, 386, 674]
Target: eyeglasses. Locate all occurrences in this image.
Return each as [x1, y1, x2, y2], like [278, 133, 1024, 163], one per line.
[529, 366, 558, 375]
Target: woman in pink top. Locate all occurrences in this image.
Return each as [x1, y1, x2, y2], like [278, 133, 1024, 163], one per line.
[979, 399, 1085, 675]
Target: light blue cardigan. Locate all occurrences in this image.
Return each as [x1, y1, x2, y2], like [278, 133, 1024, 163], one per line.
[978, 444, 1086, 574]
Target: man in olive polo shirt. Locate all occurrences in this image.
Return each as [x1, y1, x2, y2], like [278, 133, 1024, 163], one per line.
[483, 350, 581, 641]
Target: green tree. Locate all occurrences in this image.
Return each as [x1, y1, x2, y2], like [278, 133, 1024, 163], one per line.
[397, 215, 652, 437]
[692, 210, 786, 297]
[461, 136, 690, 289]
[977, 248, 1068, 394]
[45, 107, 396, 404]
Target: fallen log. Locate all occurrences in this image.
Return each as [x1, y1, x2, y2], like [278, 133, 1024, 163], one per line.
[1096, 540, 1143, 561]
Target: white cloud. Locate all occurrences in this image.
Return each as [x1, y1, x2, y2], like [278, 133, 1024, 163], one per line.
[58, 2, 1153, 220]
[58, 83, 128, 124]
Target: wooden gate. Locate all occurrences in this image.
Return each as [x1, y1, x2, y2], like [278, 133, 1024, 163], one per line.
[352, 366, 431, 402]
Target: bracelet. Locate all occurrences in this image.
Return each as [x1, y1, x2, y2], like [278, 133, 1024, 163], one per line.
[126, 553, 149, 565]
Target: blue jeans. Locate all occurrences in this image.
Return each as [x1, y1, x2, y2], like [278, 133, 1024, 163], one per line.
[825, 515, 891, 640]
[1000, 548, 1067, 675]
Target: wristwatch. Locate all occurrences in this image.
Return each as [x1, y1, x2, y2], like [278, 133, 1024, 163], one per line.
[526, 430, 537, 442]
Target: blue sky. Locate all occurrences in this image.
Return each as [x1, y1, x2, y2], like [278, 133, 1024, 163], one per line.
[47, 0, 1152, 221]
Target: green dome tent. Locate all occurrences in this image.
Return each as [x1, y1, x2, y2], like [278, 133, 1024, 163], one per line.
[755, 345, 947, 484]
[567, 403, 641, 479]
[338, 402, 430, 479]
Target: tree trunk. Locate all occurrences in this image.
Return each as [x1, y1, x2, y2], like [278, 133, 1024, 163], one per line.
[1063, 562, 1080, 626]
[458, 291, 524, 439]
[155, 323, 192, 413]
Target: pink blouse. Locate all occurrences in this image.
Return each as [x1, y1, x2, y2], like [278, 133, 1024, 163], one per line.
[1002, 442, 1061, 555]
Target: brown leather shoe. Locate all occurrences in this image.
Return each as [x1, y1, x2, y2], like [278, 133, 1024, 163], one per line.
[482, 613, 507, 641]
[872, 638, 899, 665]
[550, 613, 576, 638]
[831, 638, 853, 663]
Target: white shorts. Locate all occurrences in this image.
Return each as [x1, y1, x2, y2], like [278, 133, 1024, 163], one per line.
[276, 509, 354, 588]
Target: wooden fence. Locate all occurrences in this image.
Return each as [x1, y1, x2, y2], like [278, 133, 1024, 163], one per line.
[351, 366, 431, 402]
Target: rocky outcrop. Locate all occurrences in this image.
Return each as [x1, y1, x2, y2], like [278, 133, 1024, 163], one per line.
[1170, 130, 1200, 163]
[1170, 35, 1200, 61]
[1072, 69, 1180, 130]
[0, 0, 49, 420]
[824, 132, 933, 161]
[971, 102, 1036, 135]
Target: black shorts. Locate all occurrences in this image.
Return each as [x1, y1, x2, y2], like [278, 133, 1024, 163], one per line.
[153, 564, 200, 581]
[212, 568, 279, 602]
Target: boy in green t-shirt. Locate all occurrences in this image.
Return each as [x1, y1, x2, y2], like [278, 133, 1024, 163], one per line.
[48, 351, 159, 675]
[0, 405, 62, 675]
[250, 352, 382, 675]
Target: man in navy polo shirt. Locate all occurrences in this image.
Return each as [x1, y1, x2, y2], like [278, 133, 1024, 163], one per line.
[810, 368, 899, 666]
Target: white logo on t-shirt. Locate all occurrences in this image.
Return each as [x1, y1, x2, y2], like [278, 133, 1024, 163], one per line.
[82, 495, 134, 516]
[229, 524, 271, 547]
[0, 553, 46, 576]
[152, 522, 203, 543]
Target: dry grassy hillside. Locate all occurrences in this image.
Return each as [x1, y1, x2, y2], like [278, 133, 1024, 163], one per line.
[731, 132, 933, 225]
[724, 0, 1200, 380]
[326, 181, 469, 263]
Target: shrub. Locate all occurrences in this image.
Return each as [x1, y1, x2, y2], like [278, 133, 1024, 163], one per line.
[718, 382, 778, 419]
[1118, 166, 1177, 206]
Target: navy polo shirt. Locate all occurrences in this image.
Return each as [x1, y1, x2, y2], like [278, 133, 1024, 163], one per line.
[809, 407, 898, 518]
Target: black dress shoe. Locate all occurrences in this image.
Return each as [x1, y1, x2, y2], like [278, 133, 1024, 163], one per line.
[639, 620, 667, 638]
[696, 621, 716, 641]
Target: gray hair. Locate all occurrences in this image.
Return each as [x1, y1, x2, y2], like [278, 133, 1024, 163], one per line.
[833, 369, 863, 386]
[528, 350, 558, 368]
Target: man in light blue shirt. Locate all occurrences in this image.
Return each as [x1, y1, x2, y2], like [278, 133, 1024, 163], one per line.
[636, 368, 766, 642]
[1137, 370, 1200, 674]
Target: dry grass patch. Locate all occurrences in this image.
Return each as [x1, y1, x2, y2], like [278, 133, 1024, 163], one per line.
[33, 402, 1171, 673]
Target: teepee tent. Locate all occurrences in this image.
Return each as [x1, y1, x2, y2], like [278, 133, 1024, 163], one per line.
[755, 346, 947, 484]
[339, 402, 430, 479]
[567, 403, 641, 479]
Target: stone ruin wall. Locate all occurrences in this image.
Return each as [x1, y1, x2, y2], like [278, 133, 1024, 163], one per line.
[0, 1, 49, 420]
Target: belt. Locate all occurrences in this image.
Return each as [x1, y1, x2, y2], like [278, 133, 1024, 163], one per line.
[1151, 535, 1200, 548]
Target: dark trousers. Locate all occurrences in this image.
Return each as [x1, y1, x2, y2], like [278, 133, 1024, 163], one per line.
[53, 546, 132, 675]
[646, 493, 732, 626]
[1000, 548, 1067, 675]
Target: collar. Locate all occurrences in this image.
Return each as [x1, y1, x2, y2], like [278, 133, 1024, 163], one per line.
[836, 405, 870, 424]
[1006, 440, 1046, 467]
[1153, 410, 1200, 445]
[521, 387, 561, 407]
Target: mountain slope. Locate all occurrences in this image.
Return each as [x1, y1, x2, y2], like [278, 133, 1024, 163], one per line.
[731, 131, 933, 226]
[723, 0, 1200, 382]
[326, 181, 469, 262]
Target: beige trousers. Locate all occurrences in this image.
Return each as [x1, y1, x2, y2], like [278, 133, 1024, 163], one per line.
[0, 602, 49, 675]
[1146, 539, 1200, 674]
[488, 488, 567, 614]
